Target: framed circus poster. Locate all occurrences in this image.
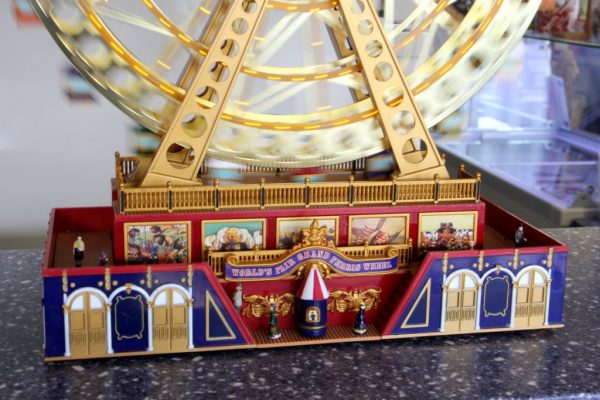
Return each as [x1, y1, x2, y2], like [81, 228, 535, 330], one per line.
[202, 219, 266, 255]
[418, 212, 477, 254]
[348, 214, 409, 246]
[124, 222, 190, 264]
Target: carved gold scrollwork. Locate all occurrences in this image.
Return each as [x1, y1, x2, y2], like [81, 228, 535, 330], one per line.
[386, 246, 399, 258]
[226, 254, 239, 265]
[327, 288, 382, 313]
[295, 261, 332, 280]
[242, 293, 295, 319]
[125, 283, 133, 295]
[292, 219, 336, 251]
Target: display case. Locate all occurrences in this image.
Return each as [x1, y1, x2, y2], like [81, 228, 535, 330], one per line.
[437, 37, 600, 227]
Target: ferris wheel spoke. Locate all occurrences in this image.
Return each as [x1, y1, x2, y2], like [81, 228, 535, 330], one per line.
[93, 4, 174, 37]
[249, 12, 311, 65]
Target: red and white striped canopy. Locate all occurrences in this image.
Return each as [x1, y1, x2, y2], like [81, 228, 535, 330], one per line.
[297, 265, 329, 300]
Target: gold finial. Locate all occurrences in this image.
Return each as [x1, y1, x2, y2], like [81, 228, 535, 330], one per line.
[293, 219, 335, 249]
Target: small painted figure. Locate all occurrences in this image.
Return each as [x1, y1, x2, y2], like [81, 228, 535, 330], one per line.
[515, 224, 527, 247]
[353, 303, 367, 335]
[268, 303, 282, 340]
[72, 235, 85, 267]
[232, 283, 243, 312]
[98, 251, 109, 266]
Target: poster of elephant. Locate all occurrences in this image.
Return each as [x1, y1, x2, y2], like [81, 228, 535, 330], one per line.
[202, 219, 266, 254]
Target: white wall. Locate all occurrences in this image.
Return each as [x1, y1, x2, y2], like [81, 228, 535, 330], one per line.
[0, 4, 130, 248]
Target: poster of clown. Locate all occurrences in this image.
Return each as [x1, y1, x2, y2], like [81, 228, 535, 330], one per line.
[202, 219, 267, 256]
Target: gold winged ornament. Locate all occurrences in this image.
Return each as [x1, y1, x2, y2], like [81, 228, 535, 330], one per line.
[328, 288, 382, 313]
[242, 293, 295, 318]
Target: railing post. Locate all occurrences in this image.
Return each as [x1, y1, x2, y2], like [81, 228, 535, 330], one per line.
[433, 174, 440, 204]
[214, 180, 220, 211]
[392, 175, 398, 205]
[475, 173, 481, 203]
[348, 175, 355, 207]
[119, 182, 125, 214]
[114, 151, 121, 178]
[408, 238, 413, 263]
[260, 178, 265, 210]
[304, 177, 310, 208]
[167, 182, 173, 213]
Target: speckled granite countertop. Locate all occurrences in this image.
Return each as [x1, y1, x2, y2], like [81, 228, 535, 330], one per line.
[0, 227, 599, 400]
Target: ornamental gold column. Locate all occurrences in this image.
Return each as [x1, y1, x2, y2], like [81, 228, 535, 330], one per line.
[141, 0, 269, 187]
[337, 0, 449, 180]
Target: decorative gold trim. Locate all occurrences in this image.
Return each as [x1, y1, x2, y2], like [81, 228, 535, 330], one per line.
[482, 276, 510, 317]
[104, 268, 111, 291]
[241, 293, 295, 318]
[347, 213, 410, 247]
[146, 266, 152, 289]
[417, 211, 478, 255]
[547, 248, 554, 269]
[44, 343, 256, 362]
[382, 324, 565, 340]
[205, 291, 236, 341]
[512, 249, 519, 270]
[442, 252, 448, 274]
[276, 216, 339, 250]
[123, 221, 192, 264]
[187, 264, 193, 287]
[295, 260, 332, 280]
[293, 219, 336, 249]
[62, 270, 68, 293]
[478, 251, 484, 272]
[327, 288, 382, 313]
[201, 218, 267, 258]
[401, 279, 431, 328]
[125, 283, 133, 295]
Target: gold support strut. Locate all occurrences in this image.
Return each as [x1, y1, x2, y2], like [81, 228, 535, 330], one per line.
[141, 0, 269, 187]
[337, 0, 449, 180]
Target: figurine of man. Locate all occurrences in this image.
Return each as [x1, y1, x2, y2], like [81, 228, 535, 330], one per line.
[232, 283, 243, 312]
[515, 225, 527, 247]
[98, 251, 109, 266]
[73, 235, 85, 267]
[268, 303, 282, 340]
[353, 303, 367, 336]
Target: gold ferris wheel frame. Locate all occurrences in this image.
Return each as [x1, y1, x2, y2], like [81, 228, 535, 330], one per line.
[32, 0, 542, 186]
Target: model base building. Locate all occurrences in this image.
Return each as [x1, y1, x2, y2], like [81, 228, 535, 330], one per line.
[41, 162, 567, 361]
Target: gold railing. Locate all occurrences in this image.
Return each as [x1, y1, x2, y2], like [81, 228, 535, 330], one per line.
[207, 243, 412, 277]
[115, 154, 481, 213]
[117, 174, 481, 213]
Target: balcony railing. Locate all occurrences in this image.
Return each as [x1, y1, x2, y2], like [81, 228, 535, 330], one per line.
[114, 154, 481, 214]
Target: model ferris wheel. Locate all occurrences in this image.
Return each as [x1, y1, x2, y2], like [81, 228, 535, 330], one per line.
[35, 1, 570, 363]
[33, 0, 539, 185]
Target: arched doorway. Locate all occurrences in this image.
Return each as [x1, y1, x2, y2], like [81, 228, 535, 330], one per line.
[445, 271, 479, 332]
[515, 268, 547, 327]
[153, 288, 189, 352]
[69, 291, 106, 357]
